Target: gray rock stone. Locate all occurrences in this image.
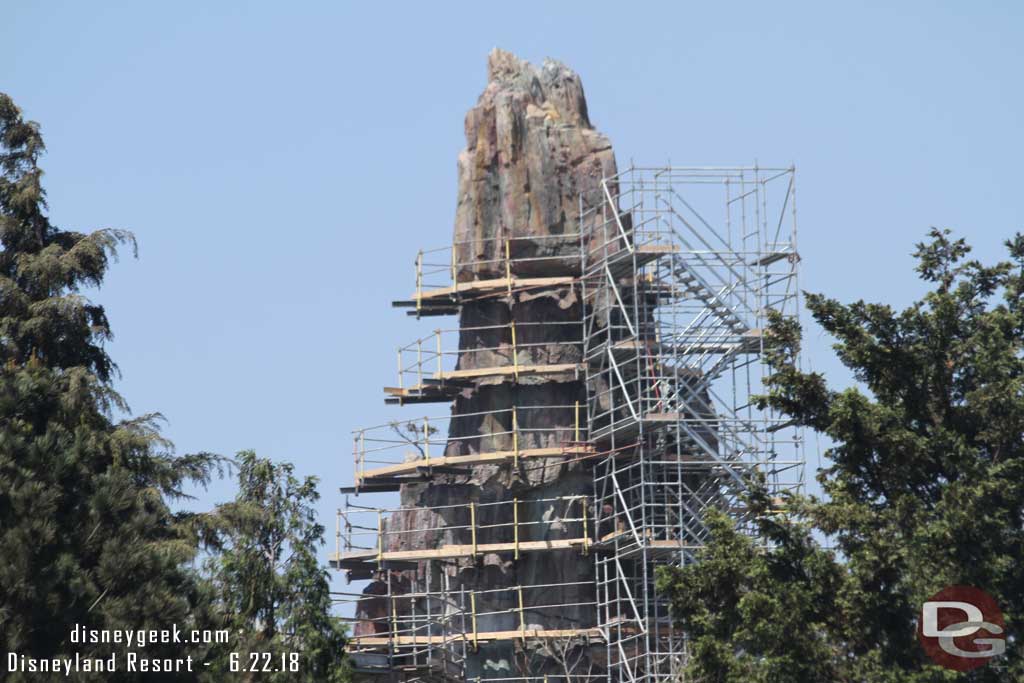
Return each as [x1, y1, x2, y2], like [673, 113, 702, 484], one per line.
[359, 50, 617, 680]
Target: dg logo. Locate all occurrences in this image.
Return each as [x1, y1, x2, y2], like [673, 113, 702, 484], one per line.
[918, 585, 1006, 672]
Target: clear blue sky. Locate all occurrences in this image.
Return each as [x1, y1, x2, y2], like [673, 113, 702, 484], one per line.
[3, 1, 1021, 591]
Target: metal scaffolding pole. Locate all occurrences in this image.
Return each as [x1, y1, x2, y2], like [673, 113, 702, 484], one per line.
[334, 165, 805, 683]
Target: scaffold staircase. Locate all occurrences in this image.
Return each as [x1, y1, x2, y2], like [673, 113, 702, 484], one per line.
[334, 165, 804, 683]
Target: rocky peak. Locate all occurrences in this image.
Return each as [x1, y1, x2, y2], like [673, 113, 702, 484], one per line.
[482, 47, 592, 129]
[457, 49, 615, 278]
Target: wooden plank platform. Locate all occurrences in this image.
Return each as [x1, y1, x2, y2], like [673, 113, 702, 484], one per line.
[384, 363, 582, 401]
[752, 250, 796, 267]
[605, 243, 681, 274]
[597, 529, 708, 552]
[358, 445, 594, 481]
[643, 412, 684, 423]
[409, 276, 576, 303]
[606, 331, 761, 356]
[382, 386, 459, 403]
[636, 244, 681, 255]
[334, 537, 590, 565]
[438, 363, 580, 380]
[349, 627, 603, 647]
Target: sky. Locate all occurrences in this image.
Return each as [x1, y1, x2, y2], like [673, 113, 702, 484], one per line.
[2, 1, 1021, 594]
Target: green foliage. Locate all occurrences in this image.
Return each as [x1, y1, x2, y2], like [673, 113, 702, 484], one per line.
[0, 93, 224, 680]
[0, 93, 351, 682]
[202, 451, 349, 682]
[658, 229, 1024, 681]
[657, 496, 843, 683]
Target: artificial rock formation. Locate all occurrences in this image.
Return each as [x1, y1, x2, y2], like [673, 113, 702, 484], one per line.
[453, 49, 617, 280]
[359, 49, 618, 679]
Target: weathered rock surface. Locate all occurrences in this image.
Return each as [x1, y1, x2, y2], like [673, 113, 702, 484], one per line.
[359, 49, 617, 679]
[454, 49, 617, 280]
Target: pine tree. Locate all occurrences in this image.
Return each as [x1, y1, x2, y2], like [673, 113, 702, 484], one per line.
[202, 451, 349, 682]
[0, 93, 223, 681]
[658, 229, 1024, 682]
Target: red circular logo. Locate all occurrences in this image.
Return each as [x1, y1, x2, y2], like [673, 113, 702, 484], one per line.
[918, 585, 1005, 672]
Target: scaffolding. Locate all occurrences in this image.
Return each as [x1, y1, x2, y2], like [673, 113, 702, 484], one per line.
[334, 165, 804, 683]
[392, 233, 581, 318]
[386, 322, 584, 405]
[581, 166, 803, 680]
[337, 579, 600, 644]
[349, 405, 591, 493]
[336, 495, 592, 573]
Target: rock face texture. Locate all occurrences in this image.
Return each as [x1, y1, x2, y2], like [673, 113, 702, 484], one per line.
[358, 50, 618, 679]
[454, 49, 617, 280]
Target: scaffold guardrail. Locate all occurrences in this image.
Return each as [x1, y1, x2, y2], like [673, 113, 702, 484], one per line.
[580, 165, 804, 682]
[337, 580, 599, 649]
[385, 322, 584, 404]
[337, 165, 806, 683]
[335, 495, 594, 570]
[351, 405, 592, 490]
[395, 233, 583, 317]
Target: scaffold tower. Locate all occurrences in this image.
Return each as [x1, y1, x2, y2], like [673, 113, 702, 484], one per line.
[333, 165, 805, 683]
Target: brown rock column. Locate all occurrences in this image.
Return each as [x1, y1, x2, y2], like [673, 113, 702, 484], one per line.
[374, 49, 618, 679]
